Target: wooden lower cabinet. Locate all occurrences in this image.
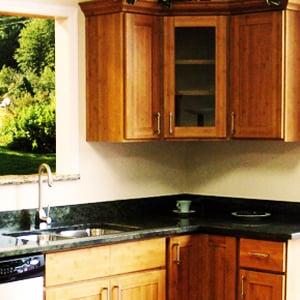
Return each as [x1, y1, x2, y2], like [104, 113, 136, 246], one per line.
[46, 269, 165, 300]
[111, 269, 166, 300]
[239, 270, 284, 300]
[45, 278, 110, 300]
[168, 234, 236, 300]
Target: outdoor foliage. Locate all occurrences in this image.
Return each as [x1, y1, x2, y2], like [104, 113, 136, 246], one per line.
[0, 17, 55, 156]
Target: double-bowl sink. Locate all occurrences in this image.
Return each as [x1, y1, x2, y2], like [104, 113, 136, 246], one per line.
[3, 223, 140, 244]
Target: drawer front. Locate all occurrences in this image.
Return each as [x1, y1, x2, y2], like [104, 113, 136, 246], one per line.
[46, 245, 110, 286]
[240, 238, 286, 272]
[46, 238, 166, 287]
[110, 238, 166, 275]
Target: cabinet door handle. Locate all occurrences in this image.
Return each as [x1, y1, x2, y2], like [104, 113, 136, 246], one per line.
[231, 112, 235, 136]
[112, 285, 122, 300]
[241, 275, 246, 299]
[153, 112, 161, 136]
[169, 112, 174, 135]
[173, 243, 181, 265]
[100, 287, 109, 300]
[248, 252, 270, 259]
[266, 0, 281, 5]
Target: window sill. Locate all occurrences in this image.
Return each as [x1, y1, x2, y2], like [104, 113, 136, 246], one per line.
[0, 174, 80, 186]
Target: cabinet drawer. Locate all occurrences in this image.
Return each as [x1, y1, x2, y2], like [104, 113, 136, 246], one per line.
[110, 238, 166, 275]
[240, 238, 286, 272]
[46, 244, 110, 286]
[46, 238, 166, 287]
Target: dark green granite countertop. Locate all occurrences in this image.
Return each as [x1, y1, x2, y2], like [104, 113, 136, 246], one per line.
[1, 194, 300, 258]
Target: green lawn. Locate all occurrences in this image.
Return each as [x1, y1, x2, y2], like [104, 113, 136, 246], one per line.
[0, 147, 55, 175]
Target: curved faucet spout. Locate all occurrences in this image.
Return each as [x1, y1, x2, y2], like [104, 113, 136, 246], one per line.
[37, 163, 53, 227]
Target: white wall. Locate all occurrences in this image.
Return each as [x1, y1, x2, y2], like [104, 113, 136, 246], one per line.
[2, 0, 300, 212]
[0, 0, 188, 211]
[187, 141, 300, 202]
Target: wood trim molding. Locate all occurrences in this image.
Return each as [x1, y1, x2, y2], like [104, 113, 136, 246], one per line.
[80, 0, 292, 17]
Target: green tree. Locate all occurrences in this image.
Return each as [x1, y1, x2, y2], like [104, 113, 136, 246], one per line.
[0, 16, 27, 69]
[0, 18, 56, 153]
[14, 19, 55, 75]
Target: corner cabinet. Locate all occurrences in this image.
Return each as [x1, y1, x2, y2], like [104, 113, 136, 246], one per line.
[168, 234, 236, 300]
[83, 11, 161, 142]
[164, 16, 228, 139]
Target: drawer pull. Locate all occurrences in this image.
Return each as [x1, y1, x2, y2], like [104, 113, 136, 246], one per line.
[169, 112, 174, 135]
[248, 252, 270, 259]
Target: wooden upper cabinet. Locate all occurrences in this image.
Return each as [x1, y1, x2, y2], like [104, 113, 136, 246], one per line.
[84, 11, 161, 141]
[125, 14, 162, 140]
[231, 11, 282, 139]
[164, 16, 228, 139]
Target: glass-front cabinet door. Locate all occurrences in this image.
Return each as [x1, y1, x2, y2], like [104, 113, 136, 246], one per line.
[164, 16, 228, 139]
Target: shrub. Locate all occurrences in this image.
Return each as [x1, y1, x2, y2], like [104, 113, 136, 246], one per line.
[2, 99, 55, 153]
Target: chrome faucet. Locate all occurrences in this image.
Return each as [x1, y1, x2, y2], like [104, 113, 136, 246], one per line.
[37, 163, 53, 227]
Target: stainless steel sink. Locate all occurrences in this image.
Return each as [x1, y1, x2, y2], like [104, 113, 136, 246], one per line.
[56, 228, 123, 238]
[3, 223, 140, 242]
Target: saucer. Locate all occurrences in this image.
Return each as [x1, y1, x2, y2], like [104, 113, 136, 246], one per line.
[173, 209, 195, 215]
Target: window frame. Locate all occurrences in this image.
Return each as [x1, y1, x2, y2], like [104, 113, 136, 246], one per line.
[0, 0, 80, 183]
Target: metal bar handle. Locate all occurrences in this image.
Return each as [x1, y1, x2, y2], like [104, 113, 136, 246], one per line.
[231, 112, 235, 136]
[248, 252, 270, 259]
[266, 0, 281, 6]
[241, 275, 246, 299]
[173, 243, 181, 265]
[154, 112, 161, 136]
[169, 112, 174, 135]
[100, 287, 109, 300]
[112, 285, 122, 300]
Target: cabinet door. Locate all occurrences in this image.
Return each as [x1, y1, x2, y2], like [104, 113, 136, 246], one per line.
[111, 269, 166, 300]
[201, 235, 237, 300]
[45, 278, 110, 300]
[125, 14, 161, 140]
[231, 12, 282, 139]
[239, 270, 284, 300]
[168, 235, 202, 300]
[164, 16, 228, 139]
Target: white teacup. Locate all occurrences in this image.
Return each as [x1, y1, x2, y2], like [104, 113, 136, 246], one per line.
[176, 200, 192, 213]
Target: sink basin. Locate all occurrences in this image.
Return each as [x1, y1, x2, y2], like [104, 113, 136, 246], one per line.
[56, 228, 123, 238]
[3, 222, 140, 242]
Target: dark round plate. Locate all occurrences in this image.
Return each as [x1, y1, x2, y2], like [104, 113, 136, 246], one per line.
[231, 211, 271, 221]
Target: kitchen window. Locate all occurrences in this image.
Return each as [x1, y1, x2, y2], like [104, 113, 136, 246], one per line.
[0, 0, 80, 184]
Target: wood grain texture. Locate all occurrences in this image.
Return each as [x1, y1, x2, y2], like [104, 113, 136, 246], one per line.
[111, 269, 166, 300]
[168, 235, 202, 300]
[168, 234, 236, 300]
[239, 270, 284, 300]
[163, 16, 228, 139]
[125, 14, 162, 140]
[231, 11, 283, 139]
[79, 0, 286, 17]
[200, 235, 237, 300]
[45, 245, 110, 286]
[110, 238, 166, 275]
[284, 10, 300, 141]
[240, 238, 286, 273]
[85, 13, 124, 141]
[45, 278, 110, 300]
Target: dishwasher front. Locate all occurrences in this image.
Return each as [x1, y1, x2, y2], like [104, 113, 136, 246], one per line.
[0, 254, 44, 300]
